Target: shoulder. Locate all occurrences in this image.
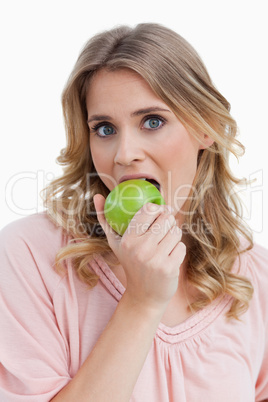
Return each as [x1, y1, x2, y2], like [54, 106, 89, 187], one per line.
[240, 240, 268, 319]
[0, 213, 70, 293]
[1, 211, 61, 241]
[243, 241, 268, 285]
[0, 212, 67, 253]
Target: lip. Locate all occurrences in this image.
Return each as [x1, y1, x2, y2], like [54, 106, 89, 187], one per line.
[119, 173, 160, 185]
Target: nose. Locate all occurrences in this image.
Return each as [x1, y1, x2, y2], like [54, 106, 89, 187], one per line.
[113, 131, 145, 166]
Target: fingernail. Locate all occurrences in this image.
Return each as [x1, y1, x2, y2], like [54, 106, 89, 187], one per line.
[148, 203, 160, 212]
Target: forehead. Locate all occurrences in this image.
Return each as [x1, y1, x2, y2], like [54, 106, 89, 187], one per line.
[86, 68, 164, 108]
[89, 68, 145, 89]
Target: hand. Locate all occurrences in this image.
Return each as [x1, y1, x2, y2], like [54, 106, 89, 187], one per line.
[94, 194, 186, 311]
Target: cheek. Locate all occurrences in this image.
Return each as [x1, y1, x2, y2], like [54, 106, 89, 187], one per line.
[161, 136, 199, 209]
[90, 142, 115, 190]
[90, 142, 102, 172]
[162, 135, 199, 178]
[90, 145, 102, 171]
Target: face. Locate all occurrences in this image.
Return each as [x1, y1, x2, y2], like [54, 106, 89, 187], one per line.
[86, 69, 211, 223]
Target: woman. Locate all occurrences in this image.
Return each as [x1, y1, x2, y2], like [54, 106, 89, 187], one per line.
[0, 23, 267, 401]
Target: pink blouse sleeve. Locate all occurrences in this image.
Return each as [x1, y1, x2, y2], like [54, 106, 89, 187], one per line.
[247, 243, 268, 401]
[0, 216, 71, 401]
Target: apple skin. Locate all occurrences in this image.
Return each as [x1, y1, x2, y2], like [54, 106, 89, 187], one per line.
[104, 179, 165, 236]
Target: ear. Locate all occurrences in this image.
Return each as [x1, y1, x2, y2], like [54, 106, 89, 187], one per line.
[199, 133, 214, 150]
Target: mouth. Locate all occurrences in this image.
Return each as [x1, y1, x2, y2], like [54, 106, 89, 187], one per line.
[119, 175, 161, 192]
[142, 178, 161, 191]
[119, 174, 161, 191]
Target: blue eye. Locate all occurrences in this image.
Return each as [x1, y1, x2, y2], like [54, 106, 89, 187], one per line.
[99, 125, 115, 136]
[143, 117, 164, 130]
[91, 124, 115, 137]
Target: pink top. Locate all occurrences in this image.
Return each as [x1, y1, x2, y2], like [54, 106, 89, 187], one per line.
[0, 212, 267, 401]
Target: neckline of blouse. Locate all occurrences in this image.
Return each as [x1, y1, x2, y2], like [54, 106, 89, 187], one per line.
[90, 254, 234, 344]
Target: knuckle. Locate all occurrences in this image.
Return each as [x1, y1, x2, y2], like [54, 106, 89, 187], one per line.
[167, 214, 176, 228]
[134, 245, 148, 262]
[170, 224, 182, 237]
[120, 236, 131, 252]
[143, 203, 165, 216]
[160, 217, 173, 234]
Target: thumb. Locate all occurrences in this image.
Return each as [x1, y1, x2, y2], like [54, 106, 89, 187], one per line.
[93, 194, 121, 248]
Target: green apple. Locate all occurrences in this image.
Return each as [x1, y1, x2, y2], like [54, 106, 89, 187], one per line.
[104, 179, 165, 236]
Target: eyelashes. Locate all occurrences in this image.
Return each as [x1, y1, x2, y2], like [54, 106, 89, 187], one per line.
[91, 123, 115, 137]
[143, 116, 165, 130]
[90, 115, 167, 138]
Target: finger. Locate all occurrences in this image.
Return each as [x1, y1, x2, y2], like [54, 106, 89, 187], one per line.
[158, 224, 183, 255]
[125, 203, 171, 237]
[146, 212, 177, 241]
[169, 241, 187, 267]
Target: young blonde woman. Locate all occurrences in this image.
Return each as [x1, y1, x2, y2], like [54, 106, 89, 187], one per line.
[0, 23, 267, 402]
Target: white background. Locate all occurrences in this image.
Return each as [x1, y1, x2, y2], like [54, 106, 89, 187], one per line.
[0, 0, 267, 248]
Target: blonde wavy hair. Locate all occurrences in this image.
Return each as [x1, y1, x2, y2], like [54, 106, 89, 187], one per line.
[43, 23, 254, 319]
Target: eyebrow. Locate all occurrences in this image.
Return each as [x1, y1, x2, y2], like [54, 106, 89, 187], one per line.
[87, 107, 171, 123]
